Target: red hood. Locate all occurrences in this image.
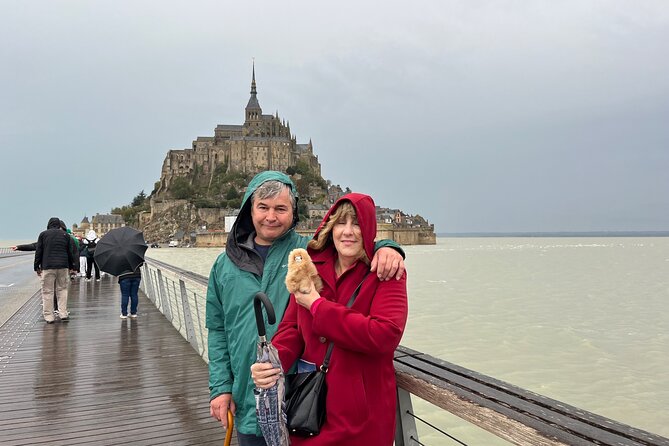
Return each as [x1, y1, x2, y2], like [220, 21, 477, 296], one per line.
[312, 193, 377, 261]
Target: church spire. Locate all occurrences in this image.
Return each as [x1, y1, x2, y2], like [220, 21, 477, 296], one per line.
[245, 59, 261, 122]
[250, 60, 257, 96]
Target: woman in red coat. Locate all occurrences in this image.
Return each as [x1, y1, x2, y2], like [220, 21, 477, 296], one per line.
[252, 193, 408, 445]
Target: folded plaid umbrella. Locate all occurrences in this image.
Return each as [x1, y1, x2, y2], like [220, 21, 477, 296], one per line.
[253, 292, 290, 446]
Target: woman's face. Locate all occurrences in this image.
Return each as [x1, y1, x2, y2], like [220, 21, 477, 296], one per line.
[332, 214, 363, 263]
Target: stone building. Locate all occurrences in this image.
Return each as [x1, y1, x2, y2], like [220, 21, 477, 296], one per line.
[73, 216, 90, 237]
[154, 64, 321, 194]
[72, 214, 125, 238]
[90, 214, 125, 236]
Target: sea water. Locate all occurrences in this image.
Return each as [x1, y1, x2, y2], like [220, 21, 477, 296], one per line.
[144, 237, 669, 444]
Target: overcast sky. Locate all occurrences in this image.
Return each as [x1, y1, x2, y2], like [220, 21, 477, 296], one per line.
[2, 0, 668, 239]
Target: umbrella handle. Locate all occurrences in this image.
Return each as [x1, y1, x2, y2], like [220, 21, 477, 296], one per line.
[253, 292, 276, 337]
[224, 410, 234, 446]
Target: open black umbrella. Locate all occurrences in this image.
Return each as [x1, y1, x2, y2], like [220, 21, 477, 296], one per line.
[253, 292, 290, 446]
[94, 226, 147, 276]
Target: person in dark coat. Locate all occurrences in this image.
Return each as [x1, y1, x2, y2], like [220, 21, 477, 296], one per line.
[13, 242, 59, 313]
[77, 237, 87, 277]
[34, 217, 78, 323]
[251, 194, 408, 445]
[118, 266, 142, 319]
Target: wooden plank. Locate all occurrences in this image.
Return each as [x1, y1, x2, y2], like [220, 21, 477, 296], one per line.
[394, 346, 669, 446]
[0, 276, 236, 446]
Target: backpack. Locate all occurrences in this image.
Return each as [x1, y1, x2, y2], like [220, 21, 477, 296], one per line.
[86, 239, 97, 257]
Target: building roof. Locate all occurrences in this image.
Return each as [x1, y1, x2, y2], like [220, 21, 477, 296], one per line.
[92, 214, 125, 225]
[246, 96, 260, 109]
[230, 136, 291, 142]
[215, 125, 243, 131]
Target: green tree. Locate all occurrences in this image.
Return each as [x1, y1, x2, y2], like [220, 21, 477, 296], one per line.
[298, 201, 308, 221]
[295, 160, 310, 175]
[131, 190, 146, 207]
[171, 177, 194, 199]
[225, 186, 239, 200]
[295, 177, 310, 198]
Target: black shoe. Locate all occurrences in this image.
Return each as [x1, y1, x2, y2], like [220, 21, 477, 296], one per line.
[60, 317, 69, 322]
[46, 320, 55, 324]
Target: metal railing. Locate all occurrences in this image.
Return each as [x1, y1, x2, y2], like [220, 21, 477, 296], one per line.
[141, 258, 209, 360]
[0, 248, 33, 259]
[140, 258, 669, 446]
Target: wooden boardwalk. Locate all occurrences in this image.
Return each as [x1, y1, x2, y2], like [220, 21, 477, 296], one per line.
[0, 276, 235, 446]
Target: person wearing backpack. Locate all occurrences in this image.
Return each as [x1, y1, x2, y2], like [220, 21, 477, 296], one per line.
[83, 230, 101, 281]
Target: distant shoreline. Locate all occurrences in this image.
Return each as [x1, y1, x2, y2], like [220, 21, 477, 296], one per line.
[438, 231, 669, 238]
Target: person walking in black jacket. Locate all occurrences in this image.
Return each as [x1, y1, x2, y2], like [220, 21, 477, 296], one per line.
[34, 217, 77, 323]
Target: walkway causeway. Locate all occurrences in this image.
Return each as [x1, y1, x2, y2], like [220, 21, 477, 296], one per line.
[0, 276, 235, 445]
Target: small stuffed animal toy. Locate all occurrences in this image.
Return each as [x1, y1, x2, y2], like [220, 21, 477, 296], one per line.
[285, 248, 323, 294]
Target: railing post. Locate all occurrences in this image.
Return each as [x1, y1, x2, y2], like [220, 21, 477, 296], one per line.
[140, 264, 155, 304]
[395, 387, 419, 446]
[156, 269, 173, 321]
[151, 269, 160, 305]
[179, 279, 200, 354]
[148, 267, 158, 304]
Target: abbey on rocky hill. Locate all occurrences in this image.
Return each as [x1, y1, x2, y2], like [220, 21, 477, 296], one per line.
[154, 64, 321, 196]
[137, 64, 435, 246]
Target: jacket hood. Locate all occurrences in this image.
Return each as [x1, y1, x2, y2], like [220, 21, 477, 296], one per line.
[225, 171, 299, 273]
[86, 230, 97, 241]
[47, 217, 61, 230]
[313, 193, 376, 261]
[228, 171, 299, 246]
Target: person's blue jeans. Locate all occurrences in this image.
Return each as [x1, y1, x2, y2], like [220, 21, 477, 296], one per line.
[237, 433, 267, 446]
[119, 277, 141, 316]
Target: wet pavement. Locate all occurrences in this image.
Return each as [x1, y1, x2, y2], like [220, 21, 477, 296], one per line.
[0, 252, 40, 327]
[0, 272, 232, 445]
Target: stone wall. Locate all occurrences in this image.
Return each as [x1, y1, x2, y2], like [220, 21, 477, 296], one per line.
[196, 231, 227, 247]
[151, 198, 190, 215]
[376, 225, 437, 245]
[196, 208, 227, 226]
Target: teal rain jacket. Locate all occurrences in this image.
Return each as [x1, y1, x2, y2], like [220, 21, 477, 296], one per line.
[206, 171, 403, 436]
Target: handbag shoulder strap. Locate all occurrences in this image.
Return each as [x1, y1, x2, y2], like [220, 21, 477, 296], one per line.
[320, 271, 370, 372]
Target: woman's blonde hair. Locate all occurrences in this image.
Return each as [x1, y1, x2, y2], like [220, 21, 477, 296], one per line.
[308, 201, 370, 265]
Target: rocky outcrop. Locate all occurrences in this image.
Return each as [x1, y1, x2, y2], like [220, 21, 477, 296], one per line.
[142, 200, 218, 244]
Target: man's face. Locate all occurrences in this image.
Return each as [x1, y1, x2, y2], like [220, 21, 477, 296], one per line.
[251, 187, 294, 245]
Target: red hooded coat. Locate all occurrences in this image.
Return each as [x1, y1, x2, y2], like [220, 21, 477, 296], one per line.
[272, 193, 408, 445]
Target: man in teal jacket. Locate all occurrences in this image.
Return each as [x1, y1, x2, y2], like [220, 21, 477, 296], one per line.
[206, 171, 405, 446]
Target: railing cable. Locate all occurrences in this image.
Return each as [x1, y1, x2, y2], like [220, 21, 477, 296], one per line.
[409, 410, 469, 446]
[409, 436, 426, 445]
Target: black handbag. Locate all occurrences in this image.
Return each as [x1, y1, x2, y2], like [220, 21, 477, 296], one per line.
[285, 272, 369, 437]
[285, 361, 327, 436]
